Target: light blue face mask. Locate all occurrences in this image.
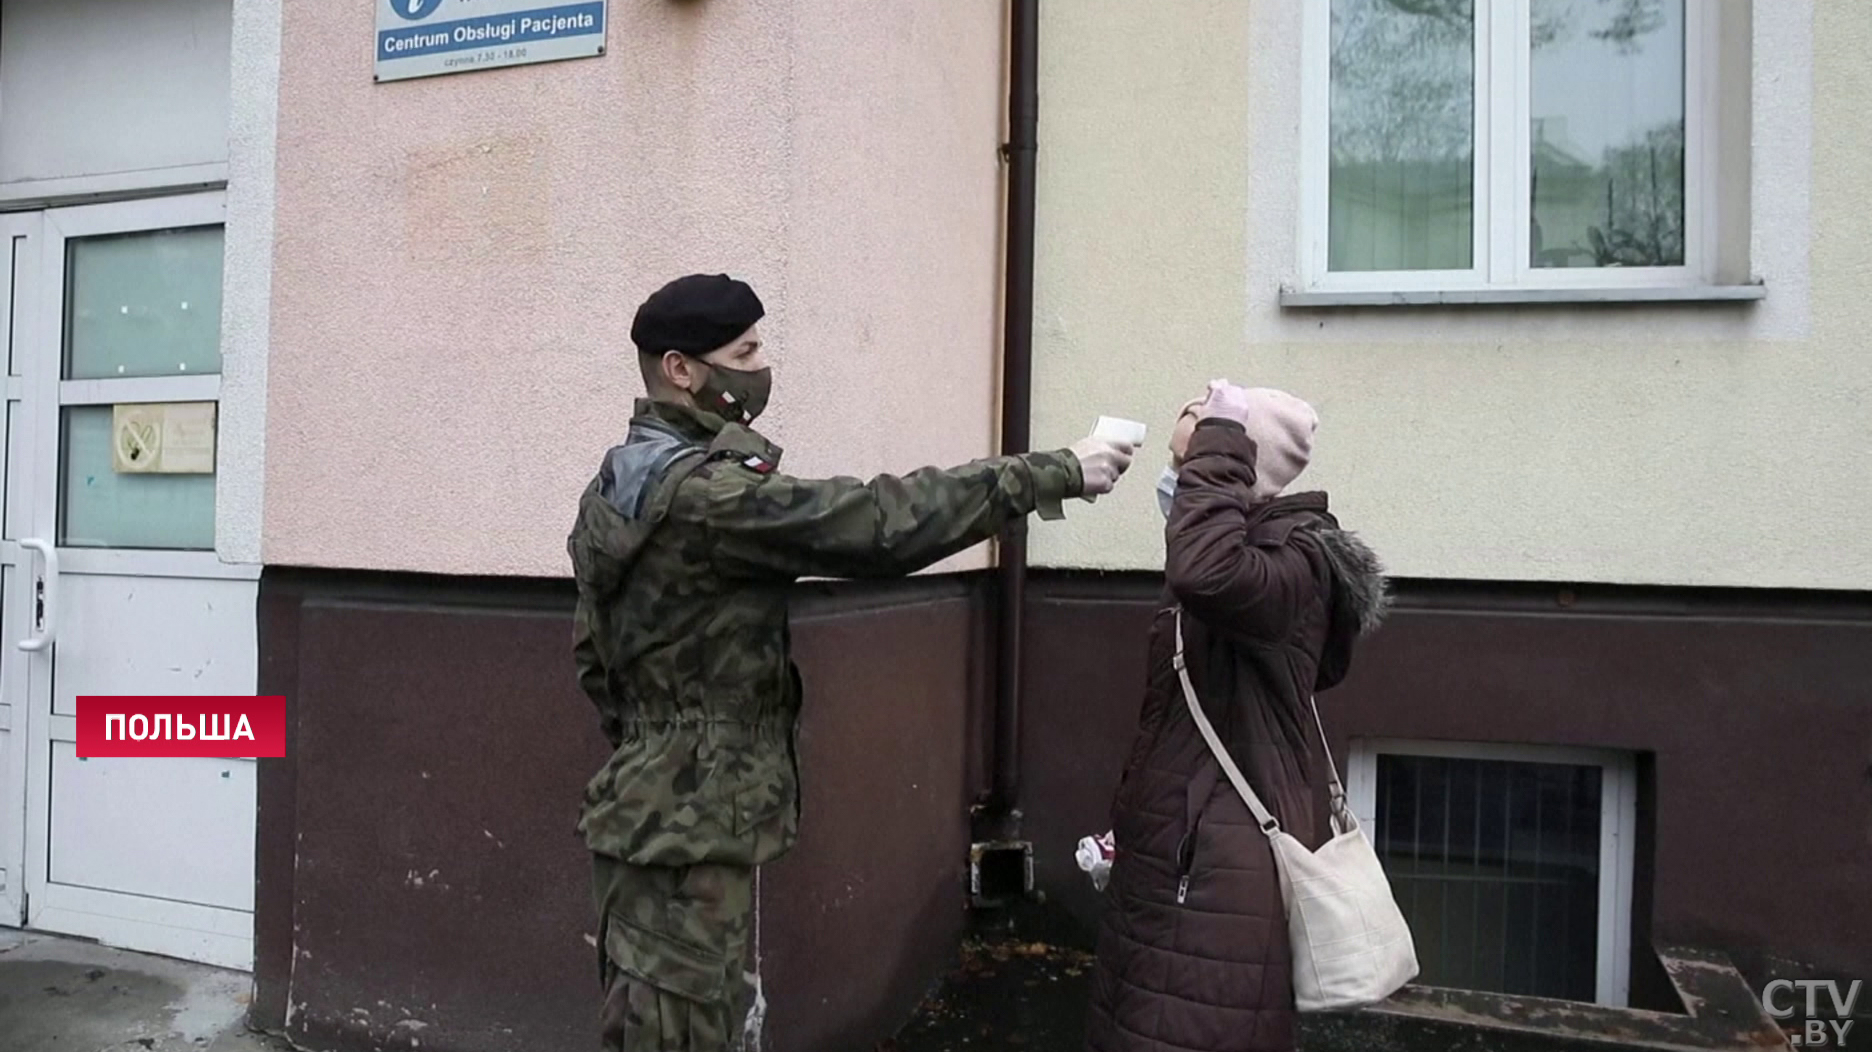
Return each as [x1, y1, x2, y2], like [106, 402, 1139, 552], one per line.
[1156, 466, 1178, 519]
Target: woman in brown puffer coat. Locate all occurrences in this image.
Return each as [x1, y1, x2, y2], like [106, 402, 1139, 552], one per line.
[1084, 383, 1389, 1052]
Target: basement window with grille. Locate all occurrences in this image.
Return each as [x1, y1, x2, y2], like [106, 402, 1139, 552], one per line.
[1345, 740, 1640, 1007]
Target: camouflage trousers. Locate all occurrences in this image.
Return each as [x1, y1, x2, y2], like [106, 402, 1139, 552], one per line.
[592, 853, 760, 1052]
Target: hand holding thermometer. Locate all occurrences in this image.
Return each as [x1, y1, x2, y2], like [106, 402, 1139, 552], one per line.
[1081, 417, 1147, 501]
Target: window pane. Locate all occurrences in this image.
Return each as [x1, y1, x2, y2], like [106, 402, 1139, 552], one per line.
[1329, 0, 1474, 272]
[1531, 0, 1685, 269]
[60, 406, 215, 550]
[65, 226, 225, 380]
[1375, 755, 1603, 1002]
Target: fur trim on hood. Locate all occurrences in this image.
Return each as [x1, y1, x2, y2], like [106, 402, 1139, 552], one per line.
[1317, 526, 1391, 636]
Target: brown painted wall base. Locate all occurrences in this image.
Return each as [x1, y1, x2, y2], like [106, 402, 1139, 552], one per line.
[250, 565, 1872, 1052]
[1018, 573, 1872, 989]
[253, 569, 990, 1052]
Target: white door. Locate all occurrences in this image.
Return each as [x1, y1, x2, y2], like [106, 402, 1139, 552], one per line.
[0, 212, 43, 928]
[3, 193, 259, 970]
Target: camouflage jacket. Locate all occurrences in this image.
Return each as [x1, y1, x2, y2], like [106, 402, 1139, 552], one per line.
[568, 399, 1084, 869]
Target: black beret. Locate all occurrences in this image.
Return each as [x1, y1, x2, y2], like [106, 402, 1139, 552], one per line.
[630, 274, 766, 356]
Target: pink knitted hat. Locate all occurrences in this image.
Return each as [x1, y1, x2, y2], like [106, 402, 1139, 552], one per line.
[1239, 387, 1318, 501]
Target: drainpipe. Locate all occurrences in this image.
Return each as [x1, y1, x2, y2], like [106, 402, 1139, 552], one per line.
[988, 0, 1039, 826]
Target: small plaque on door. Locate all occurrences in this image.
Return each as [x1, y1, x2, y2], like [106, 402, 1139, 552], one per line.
[112, 402, 217, 475]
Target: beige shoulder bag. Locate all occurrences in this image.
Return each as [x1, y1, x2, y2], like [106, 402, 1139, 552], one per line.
[1173, 608, 1419, 1012]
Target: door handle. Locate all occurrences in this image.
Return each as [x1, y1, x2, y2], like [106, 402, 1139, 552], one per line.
[18, 538, 56, 652]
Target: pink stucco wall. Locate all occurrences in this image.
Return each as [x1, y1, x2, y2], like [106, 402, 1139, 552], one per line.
[265, 1, 1007, 577]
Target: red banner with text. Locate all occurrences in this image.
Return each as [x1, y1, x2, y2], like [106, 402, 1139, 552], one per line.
[76, 696, 287, 758]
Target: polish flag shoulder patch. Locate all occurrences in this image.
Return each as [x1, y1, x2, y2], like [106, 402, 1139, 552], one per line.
[743, 455, 774, 475]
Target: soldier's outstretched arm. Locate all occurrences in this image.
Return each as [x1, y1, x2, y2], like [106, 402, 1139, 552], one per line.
[696, 451, 1085, 580]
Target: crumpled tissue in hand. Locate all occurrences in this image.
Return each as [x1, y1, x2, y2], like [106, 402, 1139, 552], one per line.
[1076, 831, 1115, 891]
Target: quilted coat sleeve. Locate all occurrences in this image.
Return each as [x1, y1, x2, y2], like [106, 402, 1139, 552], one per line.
[1163, 419, 1317, 642]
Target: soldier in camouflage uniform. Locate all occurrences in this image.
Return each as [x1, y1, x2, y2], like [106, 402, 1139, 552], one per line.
[568, 274, 1135, 1052]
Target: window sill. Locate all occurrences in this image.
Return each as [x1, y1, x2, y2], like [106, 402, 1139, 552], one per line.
[1304, 945, 1788, 1052]
[1277, 283, 1767, 309]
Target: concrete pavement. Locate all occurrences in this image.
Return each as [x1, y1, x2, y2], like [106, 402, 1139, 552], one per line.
[0, 930, 294, 1052]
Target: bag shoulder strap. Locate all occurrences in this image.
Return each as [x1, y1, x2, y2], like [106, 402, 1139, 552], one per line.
[1173, 607, 1347, 839]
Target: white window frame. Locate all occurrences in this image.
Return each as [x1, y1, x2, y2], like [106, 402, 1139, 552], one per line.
[1297, 0, 1721, 297]
[34, 192, 242, 579]
[1345, 738, 1639, 1009]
